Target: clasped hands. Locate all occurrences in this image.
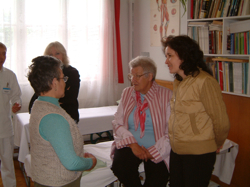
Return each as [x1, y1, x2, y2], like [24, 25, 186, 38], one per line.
[84, 152, 97, 171]
[128, 143, 153, 161]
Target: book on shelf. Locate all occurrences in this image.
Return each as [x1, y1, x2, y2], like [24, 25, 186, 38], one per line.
[218, 61, 224, 90]
[237, 0, 244, 16]
[244, 32, 247, 54]
[209, 22, 222, 31]
[228, 61, 234, 92]
[229, 31, 250, 54]
[212, 0, 221, 18]
[241, 0, 250, 16]
[235, 33, 238, 54]
[220, 0, 227, 17]
[188, 21, 211, 54]
[230, 33, 234, 54]
[204, 26, 209, 54]
[205, 0, 213, 18]
[233, 62, 242, 94]
[240, 32, 244, 55]
[230, 19, 250, 34]
[188, 21, 210, 26]
[198, 0, 204, 19]
[194, 0, 200, 19]
[212, 31, 216, 54]
[223, 61, 229, 91]
[212, 20, 223, 26]
[207, 0, 215, 18]
[247, 32, 250, 55]
[209, 30, 213, 54]
[222, 0, 231, 17]
[226, 27, 231, 54]
[216, 0, 225, 17]
[211, 61, 223, 90]
[218, 31, 222, 54]
[198, 26, 210, 54]
[245, 63, 249, 94]
[233, 0, 241, 16]
[200, 0, 211, 18]
[198, 27, 203, 52]
[209, 58, 249, 95]
[235, 33, 239, 54]
[242, 62, 249, 94]
[229, 0, 237, 16]
[190, 0, 194, 19]
[194, 27, 199, 43]
[248, 56, 250, 95]
[227, 34, 231, 54]
[226, 0, 234, 16]
[230, 0, 237, 16]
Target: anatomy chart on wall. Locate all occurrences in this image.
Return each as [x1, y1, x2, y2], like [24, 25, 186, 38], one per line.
[150, 0, 179, 46]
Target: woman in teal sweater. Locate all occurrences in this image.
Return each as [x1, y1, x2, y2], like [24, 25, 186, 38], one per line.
[27, 56, 96, 187]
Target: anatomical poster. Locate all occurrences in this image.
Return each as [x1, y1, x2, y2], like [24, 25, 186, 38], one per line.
[150, 0, 180, 46]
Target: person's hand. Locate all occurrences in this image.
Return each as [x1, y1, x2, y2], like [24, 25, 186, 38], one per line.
[128, 143, 147, 160]
[216, 145, 223, 154]
[12, 103, 21, 113]
[84, 152, 97, 171]
[141, 146, 153, 161]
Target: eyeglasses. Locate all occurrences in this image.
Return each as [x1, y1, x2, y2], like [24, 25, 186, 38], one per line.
[59, 76, 68, 83]
[127, 72, 150, 81]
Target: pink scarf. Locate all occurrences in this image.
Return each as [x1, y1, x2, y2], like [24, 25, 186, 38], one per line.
[134, 91, 148, 138]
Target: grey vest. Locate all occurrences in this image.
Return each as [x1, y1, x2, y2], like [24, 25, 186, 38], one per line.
[29, 100, 83, 186]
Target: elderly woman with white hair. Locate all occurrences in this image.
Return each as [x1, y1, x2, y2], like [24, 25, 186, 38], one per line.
[110, 56, 172, 187]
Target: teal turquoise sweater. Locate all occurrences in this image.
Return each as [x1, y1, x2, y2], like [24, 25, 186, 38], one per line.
[38, 96, 92, 171]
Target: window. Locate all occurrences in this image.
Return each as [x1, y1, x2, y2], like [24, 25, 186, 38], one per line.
[1, 0, 104, 83]
[0, 0, 120, 110]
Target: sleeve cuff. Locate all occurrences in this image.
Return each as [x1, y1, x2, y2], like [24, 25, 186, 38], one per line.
[116, 136, 137, 149]
[148, 146, 162, 163]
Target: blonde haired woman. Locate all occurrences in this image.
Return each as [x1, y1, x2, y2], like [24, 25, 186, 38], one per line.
[29, 41, 80, 123]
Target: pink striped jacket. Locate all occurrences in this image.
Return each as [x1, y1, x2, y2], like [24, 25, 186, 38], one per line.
[110, 81, 172, 168]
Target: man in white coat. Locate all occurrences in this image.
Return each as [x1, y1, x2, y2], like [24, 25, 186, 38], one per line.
[0, 42, 22, 187]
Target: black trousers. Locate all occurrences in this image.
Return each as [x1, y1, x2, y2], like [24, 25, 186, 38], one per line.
[170, 149, 216, 187]
[111, 147, 169, 187]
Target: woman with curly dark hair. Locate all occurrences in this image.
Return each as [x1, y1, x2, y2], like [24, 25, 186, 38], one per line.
[162, 35, 230, 187]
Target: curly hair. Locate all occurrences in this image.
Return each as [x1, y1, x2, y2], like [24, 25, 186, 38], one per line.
[162, 35, 212, 81]
[27, 56, 61, 95]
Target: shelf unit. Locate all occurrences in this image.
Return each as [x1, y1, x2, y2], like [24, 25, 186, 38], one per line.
[186, 0, 250, 98]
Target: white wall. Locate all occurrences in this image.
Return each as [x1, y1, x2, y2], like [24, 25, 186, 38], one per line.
[120, 0, 187, 82]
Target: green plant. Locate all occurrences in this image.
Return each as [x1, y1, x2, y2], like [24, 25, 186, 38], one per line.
[180, 0, 187, 16]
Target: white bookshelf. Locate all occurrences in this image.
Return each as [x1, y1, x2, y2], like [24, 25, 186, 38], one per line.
[186, 0, 250, 98]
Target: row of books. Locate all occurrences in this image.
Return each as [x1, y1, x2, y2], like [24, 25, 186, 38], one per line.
[190, 0, 250, 19]
[206, 58, 250, 95]
[230, 32, 250, 55]
[188, 21, 222, 54]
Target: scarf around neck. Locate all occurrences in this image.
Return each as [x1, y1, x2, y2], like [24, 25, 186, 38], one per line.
[133, 91, 148, 138]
